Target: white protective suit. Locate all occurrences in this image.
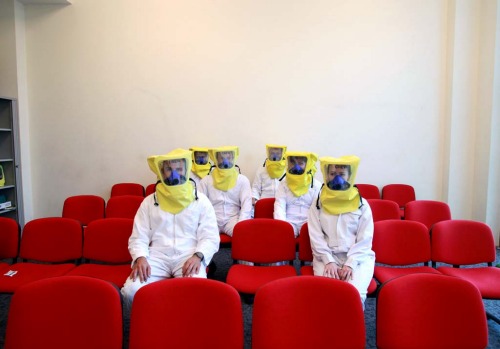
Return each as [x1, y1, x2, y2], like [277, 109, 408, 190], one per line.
[307, 197, 375, 305]
[199, 174, 252, 236]
[251, 166, 281, 201]
[274, 177, 322, 237]
[121, 192, 220, 308]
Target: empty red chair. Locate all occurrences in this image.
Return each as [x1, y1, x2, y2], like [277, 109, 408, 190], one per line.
[254, 197, 275, 218]
[66, 218, 133, 287]
[367, 199, 401, 222]
[0, 217, 19, 268]
[226, 219, 297, 296]
[431, 220, 500, 304]
[145, 183, 157, 196]
[405, 200, 451, 230]
[372, 220, 441, 285]
[105, 195, 144, 219]
[377, 273, 488, 349]
[5, 276, 123, 349]
[356, 184, 380, 199]
[110, 182, 145, 197]
[62, 195, 105, 226]
[381, 184, 415, 218]
[253, 276, 366, 349]
[0, 217, 82, 293]
[129, 278, 243, 349]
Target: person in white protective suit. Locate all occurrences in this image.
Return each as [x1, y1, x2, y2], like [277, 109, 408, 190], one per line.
[251, 144, 287, 206]
[199, 146, 252, 237]
[189, 147, 211, 187]
[274, 151, 322, 237]
[121, 149, 220, 309]
[307, 155, 375, 308]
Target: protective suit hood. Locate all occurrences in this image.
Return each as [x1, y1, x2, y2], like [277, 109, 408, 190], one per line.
[285, 151, 318, 197]
[189, 147, 211, 179]
[264, 144, 287, 179]
[208, 146, 239, 191]
[147, 148, 195, 214]
[319, 155, 361, 215]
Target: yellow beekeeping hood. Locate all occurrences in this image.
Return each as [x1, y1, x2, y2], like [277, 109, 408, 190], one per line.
[189, 147, 211, 179]
[319, 155, 361, 215]
[264, 144, 287, 179]
[285, 151, 318, 197]
[147, 148, 195, 214]
[208, 146, 239, 191]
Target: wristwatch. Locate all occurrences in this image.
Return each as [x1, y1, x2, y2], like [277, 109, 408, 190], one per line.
[194, 252, 204, 261]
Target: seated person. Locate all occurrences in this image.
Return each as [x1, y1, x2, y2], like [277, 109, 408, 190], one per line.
[308, 155, 375, 308]
[121, 149, 220, 309]
[199, 146, 252, 237]
[274, 151, 322, 237]
[251, 144, 287, 206]
[189, 147, 212, 187]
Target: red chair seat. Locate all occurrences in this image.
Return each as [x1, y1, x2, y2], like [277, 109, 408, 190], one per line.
[300, 265, 313, 275]
[227, 265, 297, 294]
[374, 266, 441, 284]
[0, 263, 76, 293]
[66, 264, 131, 288]
[437, 266, 500, 299]
[219, 233, 232, 245]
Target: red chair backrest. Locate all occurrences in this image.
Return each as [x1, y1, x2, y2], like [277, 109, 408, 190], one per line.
[19, 217, 83, 262]
[381, 184, 415, 208]
[431, 219, 496, 265]
[5, 276, 123, 349]
[253, 276, 366, 349]
[62, 195, 105, 226]
[356, 184, 380, 199]
[298, 223, 313, 262]
[105, 195, 144, 219]
[367, 199, 401, 222]
[110, 183, 145, 197]
[376, 273, 488, 349]
[83, 218, 133, 263]
[405, 200, 451, 230]
[129, 278, 243, 349]
[373, 220, 431, 265]
[0, 217, 19, 259]
[145, 183, 156, 196]
[231, 219, 295, 263]
[254, 197, 275, 218]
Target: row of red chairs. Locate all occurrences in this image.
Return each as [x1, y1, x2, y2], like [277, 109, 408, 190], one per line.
[2, 274, 488, 349]
[62, 194, 144, 224]
[0, 217, 133, 293]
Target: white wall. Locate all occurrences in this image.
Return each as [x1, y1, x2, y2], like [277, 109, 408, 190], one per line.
[1, 0, 499, 241]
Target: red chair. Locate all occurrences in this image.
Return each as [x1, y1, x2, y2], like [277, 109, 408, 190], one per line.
[219, 232, 232, 247]
[254, 197, 275, 218]
[226, 219, 297, 296]
[105, 195, 144, 219]
[376, 273, 488, 349]
[299, 223, 378, 295]
[372, 220, 441, 285]
[405, 200, 451, 230]
[66, 218, 133, 287]
[5, 276, 123, 349]
[367, 199, 401, 222]
[0, 217, 82, 293]
[145, 183, 156, 196]
[356, 184, 380, 199]
[129, 278, 243, 349]
[0, 217, 19, 267]
[431, 219, 500, 323]
[381, 184, 415, 218]
[62, 195, 105, 226]
[253, 276, 366, 349]
[110, 182, 145, 197]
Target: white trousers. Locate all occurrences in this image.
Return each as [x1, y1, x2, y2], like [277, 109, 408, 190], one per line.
[121, 252, 206, 311]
